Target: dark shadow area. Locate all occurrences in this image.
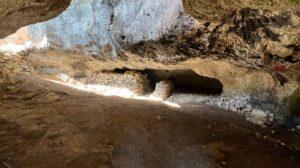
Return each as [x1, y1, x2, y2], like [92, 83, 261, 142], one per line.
[144, 69, 223, 95]
[113, 68, 130, 73]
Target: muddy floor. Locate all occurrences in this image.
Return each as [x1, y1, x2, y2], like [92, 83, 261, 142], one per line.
[0, 77, 299, 168]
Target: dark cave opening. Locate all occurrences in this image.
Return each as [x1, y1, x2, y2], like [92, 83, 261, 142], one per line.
[112, 68, 224, 95]
[144, 69, 223, 95]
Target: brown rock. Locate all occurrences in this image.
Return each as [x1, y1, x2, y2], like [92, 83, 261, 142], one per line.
[0, 0, 71, 38]
[45, 93, 60, 102]
[151, 80, 174, 100]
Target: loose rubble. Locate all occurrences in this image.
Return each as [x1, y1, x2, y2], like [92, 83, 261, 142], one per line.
[166, 93, 276, 126]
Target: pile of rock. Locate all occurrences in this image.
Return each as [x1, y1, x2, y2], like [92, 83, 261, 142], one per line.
[84, 70, 151, 96]
[167, 93, 276, 126]
[151, 80, 174, 100]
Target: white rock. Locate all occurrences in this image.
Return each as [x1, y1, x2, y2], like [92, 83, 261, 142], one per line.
[0, 0, 187, 55]
[246, 109, 268, 126]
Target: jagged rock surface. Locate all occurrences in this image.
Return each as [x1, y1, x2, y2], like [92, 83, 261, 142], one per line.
[182, 0, 299, 21]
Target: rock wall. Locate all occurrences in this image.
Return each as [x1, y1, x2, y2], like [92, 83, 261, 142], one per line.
[0, 0, 71, 38]
[24, 0, 186, 55]
[183, 0, 300, 21]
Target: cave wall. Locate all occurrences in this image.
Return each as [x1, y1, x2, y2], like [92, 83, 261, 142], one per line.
[23, 0, 186, 55]
[0, 0, 71, 39]
[183, 0, 300, 21]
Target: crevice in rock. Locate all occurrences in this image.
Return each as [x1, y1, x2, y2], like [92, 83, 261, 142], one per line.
[144, 69, 223, 95]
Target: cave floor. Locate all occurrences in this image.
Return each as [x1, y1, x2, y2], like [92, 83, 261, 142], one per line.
[0, 77, 299, 168]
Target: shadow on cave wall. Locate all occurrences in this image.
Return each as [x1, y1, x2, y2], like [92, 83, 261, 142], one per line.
[113, 69, 223, 95]
[144, 69, 223, 95]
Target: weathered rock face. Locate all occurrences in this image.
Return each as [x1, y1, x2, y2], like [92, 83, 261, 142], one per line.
[183, 0, 299, 21]
[131, 8, 299, 76]
[2, 1, 298, 74]
[23, 0, 187, 55]
[0, 0, 71, 39]
[0, 0, 299, 125]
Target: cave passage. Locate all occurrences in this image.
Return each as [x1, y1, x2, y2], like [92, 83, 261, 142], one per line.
[144, 69, 223, 95]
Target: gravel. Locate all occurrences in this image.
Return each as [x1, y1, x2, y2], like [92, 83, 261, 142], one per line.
[166, 93, 277, 126]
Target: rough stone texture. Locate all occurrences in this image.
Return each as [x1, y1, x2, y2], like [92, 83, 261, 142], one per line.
[0, 55, 33, 86]
[182, 0, 300, 21]
[12, 0, 186, 55]
[0, 0, 71, 39]
[167, 93, 275, 125]
[151, 80, 174, 100]
[130, 8, 299, 76]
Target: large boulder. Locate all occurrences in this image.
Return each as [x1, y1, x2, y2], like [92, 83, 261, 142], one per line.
[151, 80, 174, 100]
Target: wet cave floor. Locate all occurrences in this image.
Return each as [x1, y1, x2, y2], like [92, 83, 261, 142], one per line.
[0, 76, 299, 168]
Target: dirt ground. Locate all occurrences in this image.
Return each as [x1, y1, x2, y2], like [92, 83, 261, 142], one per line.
[0, 76, 299, 168]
